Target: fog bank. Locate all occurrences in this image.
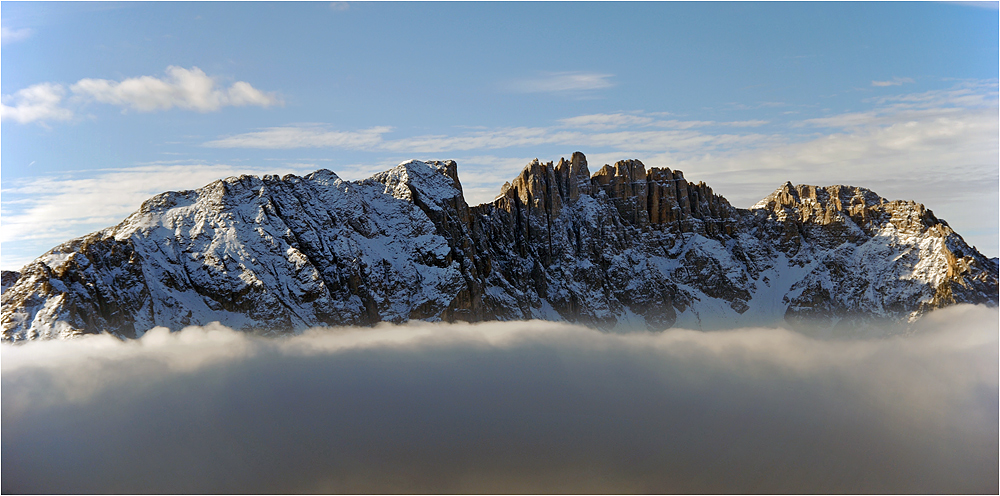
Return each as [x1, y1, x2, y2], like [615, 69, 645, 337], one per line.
[3, 305, 997, 494]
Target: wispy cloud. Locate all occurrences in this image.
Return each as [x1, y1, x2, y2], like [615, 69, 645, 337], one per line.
[872, 77, 915, 87]
[206, 114, 774, 155]
[724, 119, 770, 127]
[386, 127, 565, 153]
[1, 66, 280, 124]
[729, 101, 787, 110]
[204, 125, 391, 149]
[1, 26, 32, 45]
[559, 113, 654, 130]
[506, 72, 615, 94]
[872, 79, 998, 108]
[558, 113, 770, 131]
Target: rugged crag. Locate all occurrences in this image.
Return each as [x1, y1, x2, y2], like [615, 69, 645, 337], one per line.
[3, 153, 996, 341]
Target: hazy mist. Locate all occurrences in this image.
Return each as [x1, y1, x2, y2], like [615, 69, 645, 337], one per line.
[3, 305, 997, 494]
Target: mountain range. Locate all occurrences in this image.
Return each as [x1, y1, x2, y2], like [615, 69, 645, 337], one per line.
[2, 152, 996, 341]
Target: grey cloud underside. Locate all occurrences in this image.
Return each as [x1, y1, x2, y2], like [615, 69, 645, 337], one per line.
[2, 309, 997, 493]
[1, 153, 997, 341]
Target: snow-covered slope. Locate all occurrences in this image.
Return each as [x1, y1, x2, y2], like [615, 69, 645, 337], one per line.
[2, 153, 996, 341]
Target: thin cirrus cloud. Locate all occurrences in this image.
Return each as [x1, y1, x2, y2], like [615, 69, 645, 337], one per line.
[872, 77, 915, 87]
[204, 125, 391, 149]
[204, 123, 770, 155]
[558, 113, 771, 130]
[505, 71, 616, 93]
[204, 111, 773, 153]
[0, 66, 279, 124]
[559, 113, 656, 130]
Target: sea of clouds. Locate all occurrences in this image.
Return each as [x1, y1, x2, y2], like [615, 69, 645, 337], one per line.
[3, 305, 997, 494]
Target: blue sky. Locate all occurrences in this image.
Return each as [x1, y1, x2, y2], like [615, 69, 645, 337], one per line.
[2, 1, 998, 269]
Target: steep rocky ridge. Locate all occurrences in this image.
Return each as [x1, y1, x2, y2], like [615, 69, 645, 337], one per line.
[3, 153, 996, 341]
[749, 182, 998, 331]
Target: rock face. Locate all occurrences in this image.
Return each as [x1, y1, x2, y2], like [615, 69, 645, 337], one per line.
[2, 153, 997, 341]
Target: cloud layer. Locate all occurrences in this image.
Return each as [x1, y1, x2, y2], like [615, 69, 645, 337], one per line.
[1, 66, 279, 123]
[3, 305, 997, 494]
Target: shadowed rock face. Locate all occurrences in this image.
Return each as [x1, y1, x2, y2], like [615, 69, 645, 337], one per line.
[1, 271, 21, 294]
[2, 153, 997, 341]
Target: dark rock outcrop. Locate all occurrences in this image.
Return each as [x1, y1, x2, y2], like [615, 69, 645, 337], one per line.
[1, 271, 20, 294]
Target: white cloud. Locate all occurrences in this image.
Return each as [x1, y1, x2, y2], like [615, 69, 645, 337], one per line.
[393, 127, 772, 154]
[559, 114, 770, 131]
[506, 72, 615, 93]
[204, 125, 392, 149]
[1, 66, 280, 124]
[0, 83, 73, 124]
[3, 306, 997, 493]
[559, 113, 655, 130]
[872, 77, 915, 87]
[1, 26, 32, 45]
[729, 101, 786, 110]
[648, 119, 715, 129]
[208, 122, 772, 156]
[386, 126, 564, 153]
[723, 119, 770, 127]
[873, 80, 998, 108]
[70, 66, 280, 112]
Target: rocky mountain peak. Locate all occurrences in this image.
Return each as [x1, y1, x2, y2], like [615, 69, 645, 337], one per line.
[2, 152, 996, 341]
[555, 151, 593, 201]
[752, 182, 955, 242]
[754, 182, 886, 220]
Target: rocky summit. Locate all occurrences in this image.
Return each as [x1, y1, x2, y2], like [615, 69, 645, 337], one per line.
[2, 153, 997, 341]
